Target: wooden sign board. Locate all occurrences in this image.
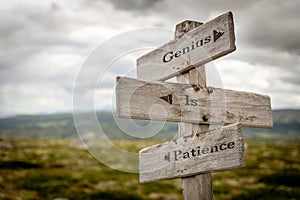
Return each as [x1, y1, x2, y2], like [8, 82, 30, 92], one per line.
[137, 12, 236, 81]
[116, 76, 273, 128]
[139, 123, 244, 183]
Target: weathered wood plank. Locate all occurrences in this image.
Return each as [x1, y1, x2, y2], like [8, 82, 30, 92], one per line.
[139, 123, 245, 183]
[116, 76, 273, 128]
[136, 11, 236, 81]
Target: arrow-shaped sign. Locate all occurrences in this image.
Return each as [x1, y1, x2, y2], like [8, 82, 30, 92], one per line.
[139, 123, 245, 183]
[116, 76, 273, 128]
[137, 12, 236, 81]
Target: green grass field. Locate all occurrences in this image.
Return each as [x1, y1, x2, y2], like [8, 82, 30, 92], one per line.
[0, 138, 299, 200]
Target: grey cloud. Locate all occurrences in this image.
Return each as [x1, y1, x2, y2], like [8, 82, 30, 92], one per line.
[113, 0, 300, 57]
[0, 2, 89, 86]
[105, 0, 163, 12]
[228, 46, 300, 94]
[230, 46, 299, 68]
[0, 3, 89, 52]
[105, 0, 253, 16]
[0, 0, 299, 115]
[238, 0, 300, 55]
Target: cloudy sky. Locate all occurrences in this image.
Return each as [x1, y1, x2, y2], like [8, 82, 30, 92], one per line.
[0, 0, 299, 116]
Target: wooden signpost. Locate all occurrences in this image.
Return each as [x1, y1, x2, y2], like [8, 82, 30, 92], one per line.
[116, 76, 273, 128]
[115, 11, 273, 199]
[137, 12, 235, 81]
[139, 123, 244, 183]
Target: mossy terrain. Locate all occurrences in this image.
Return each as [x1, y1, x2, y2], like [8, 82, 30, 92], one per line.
[0, 138, 299, 200]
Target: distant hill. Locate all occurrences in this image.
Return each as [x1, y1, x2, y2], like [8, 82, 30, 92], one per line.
[0, 112, 177, 140]
[243, 109, 300, 140]
[0, 109, 299, 141]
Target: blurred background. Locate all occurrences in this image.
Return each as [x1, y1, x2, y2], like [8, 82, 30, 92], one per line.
[0, 0, 299, 199]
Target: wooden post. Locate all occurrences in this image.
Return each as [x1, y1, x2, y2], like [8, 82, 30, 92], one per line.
[175, 20, 213, 200]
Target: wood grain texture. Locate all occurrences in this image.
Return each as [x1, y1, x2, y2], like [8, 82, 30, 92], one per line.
[116, 76, 273, 128]
[139, 123, 245, 183]
[182, 174, 212, 200]
[136, 11, 236, 81]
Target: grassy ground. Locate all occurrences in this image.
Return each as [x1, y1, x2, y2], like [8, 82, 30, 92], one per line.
[0, 138, 299, 200]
